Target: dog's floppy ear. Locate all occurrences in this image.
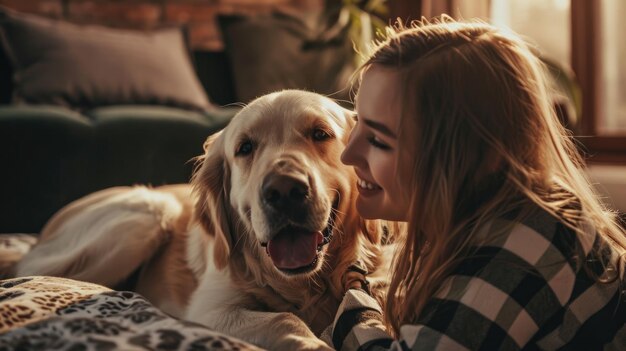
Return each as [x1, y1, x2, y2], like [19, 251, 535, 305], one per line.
[192, 131, 232, 270]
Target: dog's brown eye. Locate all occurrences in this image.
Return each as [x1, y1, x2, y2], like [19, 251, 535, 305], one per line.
[236, 141, 253, 156]
[312, 129, 331, 141]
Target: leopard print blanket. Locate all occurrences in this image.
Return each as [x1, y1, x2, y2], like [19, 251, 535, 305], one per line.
[0, 276, 262, 351]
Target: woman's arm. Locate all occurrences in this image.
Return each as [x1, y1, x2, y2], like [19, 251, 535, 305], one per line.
[329, 288, 396, 350]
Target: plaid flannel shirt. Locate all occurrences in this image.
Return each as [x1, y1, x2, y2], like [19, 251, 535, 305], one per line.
[328, 208, 626, 350]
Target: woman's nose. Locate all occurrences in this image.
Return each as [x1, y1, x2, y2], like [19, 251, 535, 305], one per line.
[340, 148, 352, 166]
[341, 131, 357, 166]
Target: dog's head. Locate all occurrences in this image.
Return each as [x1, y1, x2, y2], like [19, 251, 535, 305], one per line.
[193, 90, 378, 281]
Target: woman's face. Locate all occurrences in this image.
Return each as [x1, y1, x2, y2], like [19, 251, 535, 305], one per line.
[341, 66, 412, 221]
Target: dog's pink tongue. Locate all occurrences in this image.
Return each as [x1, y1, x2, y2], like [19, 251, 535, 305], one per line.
[267, 231, 324, 269]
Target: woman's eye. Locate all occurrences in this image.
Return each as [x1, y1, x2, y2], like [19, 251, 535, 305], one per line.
[236, 141, 253, 156]
[312, 129, 331, 141]
[367, 136, 391, 150]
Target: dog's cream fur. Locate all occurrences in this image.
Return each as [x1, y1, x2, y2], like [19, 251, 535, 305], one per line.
[15, 90, 386, 350]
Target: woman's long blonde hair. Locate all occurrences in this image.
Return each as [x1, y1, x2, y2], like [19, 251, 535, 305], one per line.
[360, 18, 626, 335]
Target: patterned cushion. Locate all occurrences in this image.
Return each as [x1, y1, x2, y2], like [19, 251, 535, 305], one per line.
[0, 276, 261, 350]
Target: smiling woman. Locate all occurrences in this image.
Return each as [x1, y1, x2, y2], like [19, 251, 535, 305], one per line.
[325, 18, 626, 351]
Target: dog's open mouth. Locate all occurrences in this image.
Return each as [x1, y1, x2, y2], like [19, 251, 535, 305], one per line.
[266, 226, 324, 273]
[263, 199, 338, 275]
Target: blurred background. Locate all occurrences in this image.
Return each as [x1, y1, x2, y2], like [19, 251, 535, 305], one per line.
[0, 0, 624, 233]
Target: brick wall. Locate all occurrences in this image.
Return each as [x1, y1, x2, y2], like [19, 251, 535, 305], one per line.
[0, 0, 324, 50]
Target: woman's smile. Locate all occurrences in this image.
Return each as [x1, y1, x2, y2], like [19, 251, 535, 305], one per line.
[356, 178, 382, 196]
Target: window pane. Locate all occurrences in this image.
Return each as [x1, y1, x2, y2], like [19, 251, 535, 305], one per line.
[599, 0, 626, 134]
[490, 0, 571, 70]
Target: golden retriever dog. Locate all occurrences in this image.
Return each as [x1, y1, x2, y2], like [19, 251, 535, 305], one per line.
[14, 90, 387, 350]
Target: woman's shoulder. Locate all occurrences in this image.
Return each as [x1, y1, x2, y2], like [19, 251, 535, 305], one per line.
[434, 211, 624, 350]
[472, 205, 588, 267]
[464, 202, 624, 301]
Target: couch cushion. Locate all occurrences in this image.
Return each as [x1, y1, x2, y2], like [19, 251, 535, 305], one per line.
[85, 105, 237, 189]
[0, 6, 212, 111]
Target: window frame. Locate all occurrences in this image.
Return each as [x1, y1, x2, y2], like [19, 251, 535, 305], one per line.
[564, 0, 626, 164]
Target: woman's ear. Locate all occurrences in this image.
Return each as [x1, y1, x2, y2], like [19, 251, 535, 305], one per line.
[192, 131, 233, 270]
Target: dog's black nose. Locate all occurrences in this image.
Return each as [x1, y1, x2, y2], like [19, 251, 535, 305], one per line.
[262, 174, 310, 211]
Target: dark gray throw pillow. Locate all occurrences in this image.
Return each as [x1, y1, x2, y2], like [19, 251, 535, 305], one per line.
[0, 7, 212, 111]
